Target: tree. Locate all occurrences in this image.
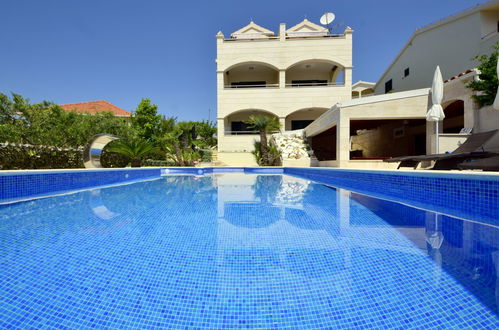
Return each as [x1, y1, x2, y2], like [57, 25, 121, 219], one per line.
[245, 115, 281, 165]
[106, 139, 159, 167]
[193, 120, 217, 149]
[466, 42, 499, 107]
[132, 98, 162, 141]
[0, 92, 135, 148]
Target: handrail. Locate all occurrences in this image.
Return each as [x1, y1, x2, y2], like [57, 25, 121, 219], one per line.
[224, 82, 345, 89]
[224, 84, 279, 89]
[224, 131, 258, 135]
[224, 131, 280, 136]
[285, 82, 344, 87]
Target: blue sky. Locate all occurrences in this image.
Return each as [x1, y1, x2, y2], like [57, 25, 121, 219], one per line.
[0, 0, 484, 121]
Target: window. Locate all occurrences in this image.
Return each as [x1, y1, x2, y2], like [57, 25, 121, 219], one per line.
[230, 121, 252, 134]
[385, 79, 393, 93]
[404, 68, 410, 77]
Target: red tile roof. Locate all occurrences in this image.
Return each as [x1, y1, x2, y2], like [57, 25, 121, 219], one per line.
[444, 69, 475, 83]
[59, 100, 132, 117]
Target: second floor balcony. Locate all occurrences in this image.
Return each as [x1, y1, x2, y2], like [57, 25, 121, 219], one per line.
[223, 60, 346, 89]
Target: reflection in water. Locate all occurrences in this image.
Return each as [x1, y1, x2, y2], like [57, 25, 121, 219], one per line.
[218, 174, 498, 316]
[89, 189, 120, 220]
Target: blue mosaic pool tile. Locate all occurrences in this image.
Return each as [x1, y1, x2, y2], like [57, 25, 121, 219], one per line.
[0, 168, 160, 203]
[285, 167, 499, 226]
[0, 171, 498, 328]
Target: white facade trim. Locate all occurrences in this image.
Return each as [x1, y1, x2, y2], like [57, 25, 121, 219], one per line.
[335, 88, 429, 109]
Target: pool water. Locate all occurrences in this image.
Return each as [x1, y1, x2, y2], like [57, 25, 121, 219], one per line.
[0, 173, 497, 328]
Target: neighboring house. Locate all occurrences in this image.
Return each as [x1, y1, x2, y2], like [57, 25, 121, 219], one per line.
[374, 0, 499, 95]
[351, 81, 375, 99]
[216, 19, 354, 166]
[59, 100, 132, 117]
[303, 0, 499, 169]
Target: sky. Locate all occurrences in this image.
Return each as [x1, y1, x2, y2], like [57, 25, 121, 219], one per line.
[0, 0, 487, 121]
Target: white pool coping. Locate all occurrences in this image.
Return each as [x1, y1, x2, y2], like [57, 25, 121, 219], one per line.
[0, 166, 498, 181]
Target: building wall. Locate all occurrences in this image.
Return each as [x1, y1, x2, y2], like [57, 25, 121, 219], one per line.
[305, 89, 430, 168]
[351, 121, 426, 158]
[374, 9, 499, 94]
[217, 25, 354, 163]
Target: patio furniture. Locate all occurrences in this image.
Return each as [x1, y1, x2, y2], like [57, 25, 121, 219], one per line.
[458, 155, 499, 171]
[384, 129, 499, 170]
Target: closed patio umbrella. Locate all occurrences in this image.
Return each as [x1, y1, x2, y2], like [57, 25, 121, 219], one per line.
[493, 58, 499, 110]
[427, 66, 445, 153]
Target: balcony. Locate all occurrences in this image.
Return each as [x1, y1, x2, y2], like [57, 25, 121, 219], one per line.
[222, 60, 345, 90]
[224, 62, 279, 90]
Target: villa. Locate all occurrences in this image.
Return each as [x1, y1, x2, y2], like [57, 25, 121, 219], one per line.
[216, 19, 353, 166]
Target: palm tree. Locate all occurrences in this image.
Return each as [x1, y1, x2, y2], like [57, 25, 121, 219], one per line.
[106, 139, 159, 167]
[245, 115, 280, 165]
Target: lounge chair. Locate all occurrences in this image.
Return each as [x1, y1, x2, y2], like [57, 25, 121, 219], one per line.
[384, 129, 499, 170]
[458, 155, 499, 171]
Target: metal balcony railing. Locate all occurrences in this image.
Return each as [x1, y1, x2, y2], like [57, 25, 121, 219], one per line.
[285, 82, 344, 87]
[224, 130, 280, 136]
[224, 82, 345, 89]
[224, 84, 279, 89]
[224, 131, 259, 135]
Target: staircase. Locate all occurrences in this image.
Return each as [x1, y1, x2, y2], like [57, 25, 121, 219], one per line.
[197, 149, 228, 167]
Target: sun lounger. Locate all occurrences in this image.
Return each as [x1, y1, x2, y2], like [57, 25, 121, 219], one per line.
[384, 129, 499, 169]
[458, 155, 499, 171]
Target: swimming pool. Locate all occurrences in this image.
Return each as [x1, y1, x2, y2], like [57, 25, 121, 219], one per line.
[0, 168, 498, 328]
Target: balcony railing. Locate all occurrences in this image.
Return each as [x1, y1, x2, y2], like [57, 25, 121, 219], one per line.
[224, 82, 345, 89]
[285, 82, 344, 87]
[224, 130, 280, 136]
[224, 131, 259, 135]
[224, 84, 279, 89]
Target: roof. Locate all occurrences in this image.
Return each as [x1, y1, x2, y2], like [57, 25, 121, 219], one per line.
[443, 68, 475, 83]
[352, 81, 376, 88]
[230, 21, 275, 39]
[59, 100, 132, 117]
[286, 19, 327, 37]
[374, 0, 499, 89]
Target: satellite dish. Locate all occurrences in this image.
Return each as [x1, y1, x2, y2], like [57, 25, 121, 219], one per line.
[320, 12, 335, 26]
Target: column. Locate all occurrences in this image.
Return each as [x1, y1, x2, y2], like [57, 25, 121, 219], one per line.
[279, 117, 286, 132]
[463, 96, 476, 130]
[217, 118, 225, 151]
[336, 112, 350, 167]
[279, 70, 286, 89]
[343, 67, 352, 88]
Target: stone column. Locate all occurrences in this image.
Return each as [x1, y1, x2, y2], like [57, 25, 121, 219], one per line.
[279, 70, 286, 89]
[217, 118, 225, 151]
[463, 96, 476, 130]
[336, 111, 350, 167]
[279, 117, 286, 132]
[343, 67, 352, 89]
